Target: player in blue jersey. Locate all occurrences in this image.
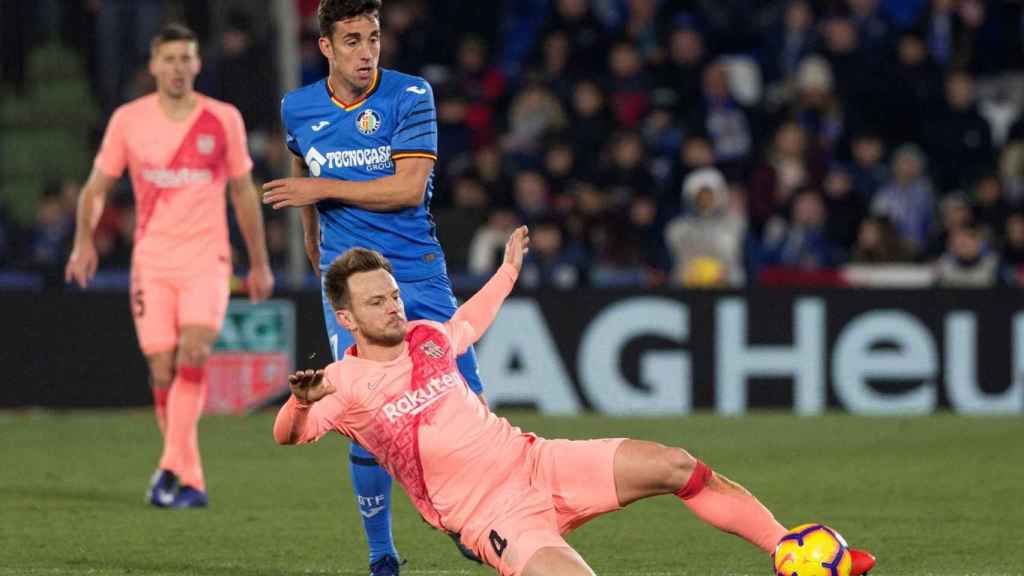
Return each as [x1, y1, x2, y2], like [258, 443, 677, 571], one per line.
[263, 1, 484, 574]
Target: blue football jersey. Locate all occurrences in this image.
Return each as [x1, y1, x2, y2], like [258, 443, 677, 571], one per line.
[281, 68, 444, 281]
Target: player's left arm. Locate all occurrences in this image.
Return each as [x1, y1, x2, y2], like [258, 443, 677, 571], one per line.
[222, 104, 274, 301]
[229, 172, 275, 302]
[262, 156, 433, 211]
[446, 226, 530, 354]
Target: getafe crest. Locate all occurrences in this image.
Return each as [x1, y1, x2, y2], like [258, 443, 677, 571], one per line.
[356, 109, 382, 135]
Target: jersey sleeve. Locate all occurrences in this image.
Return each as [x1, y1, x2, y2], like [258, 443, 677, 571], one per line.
[273, 394, 343, 444]
[445, 263, 519, 355]
[273, 363, 349, 444]
[223, 105, 254, 179]
[93, 107, 129, 178]
[390, 79, 438, 161]
[281, 95, 303, 159]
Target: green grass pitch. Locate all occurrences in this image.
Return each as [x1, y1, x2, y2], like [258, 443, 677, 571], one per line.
[1, 410, 1021, 575]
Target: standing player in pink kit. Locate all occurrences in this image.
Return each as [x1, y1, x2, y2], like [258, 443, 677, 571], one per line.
[65, 24, 275, 508]
[274, 226, 877, 576]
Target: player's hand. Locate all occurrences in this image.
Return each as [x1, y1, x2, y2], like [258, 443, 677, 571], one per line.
[262, 178, 326, 209]
[502, 225, 530, 273]
[64, 240, 98, 288]
[247, 263, 274, 302]
[288, 369, 335, 403]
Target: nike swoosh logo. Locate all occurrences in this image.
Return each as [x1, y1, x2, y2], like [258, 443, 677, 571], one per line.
[361, 505, 386, 518]
[311, 121, 330, 132]
[405, 86, 427, 95]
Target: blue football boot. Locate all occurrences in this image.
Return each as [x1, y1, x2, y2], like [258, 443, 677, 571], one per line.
[146, 469, 178, 508]
[369, 555, 401, 576]
[170, 485, 208, 508]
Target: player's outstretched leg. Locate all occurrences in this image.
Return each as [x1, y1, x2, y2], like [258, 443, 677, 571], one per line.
[612, 440, 876, 574]
[349, 442, 400, 574]
[613, 439, 787, 551]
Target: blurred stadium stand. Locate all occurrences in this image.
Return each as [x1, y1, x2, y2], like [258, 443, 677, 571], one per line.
[4, 0, 1024, 291]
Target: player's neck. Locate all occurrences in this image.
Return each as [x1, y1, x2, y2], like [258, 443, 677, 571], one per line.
[156, 91, 198, 121]
[327, 73, 368, 104]
[352, 339, 404, 363]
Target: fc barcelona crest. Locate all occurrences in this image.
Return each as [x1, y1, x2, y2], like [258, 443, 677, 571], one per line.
[356, 109, 382, 135]
[420, 340, 444, 359]
[197, 134, 215, 155]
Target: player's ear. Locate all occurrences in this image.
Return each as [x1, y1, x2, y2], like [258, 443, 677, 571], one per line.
[336, 309, 356, 332]
[318, 35, 334, 61]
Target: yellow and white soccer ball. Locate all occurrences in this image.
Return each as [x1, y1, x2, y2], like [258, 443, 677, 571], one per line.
[773, 524, 852, 576]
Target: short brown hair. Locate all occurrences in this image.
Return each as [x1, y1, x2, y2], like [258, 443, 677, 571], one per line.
[150, 23, 198, 56]
[318, 0, 382, 38]
[324, 247, 394, 310]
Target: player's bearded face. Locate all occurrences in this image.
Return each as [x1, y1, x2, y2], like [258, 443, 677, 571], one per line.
[344, 271, 407, 347]
[323, 14, 381, 95]
[149, 40, 200, 99]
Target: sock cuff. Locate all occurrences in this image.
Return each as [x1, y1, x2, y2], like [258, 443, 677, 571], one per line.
[178, 365, 205, 383]
[152, 387, 170, 407]
[675, 460, 712, 500]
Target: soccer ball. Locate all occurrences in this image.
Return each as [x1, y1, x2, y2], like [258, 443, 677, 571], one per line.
[772, 523, 852, 576]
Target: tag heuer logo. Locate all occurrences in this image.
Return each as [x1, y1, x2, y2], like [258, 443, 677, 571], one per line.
[421, 340, 444, 359]
[197, 134, 215, 155]
[356, 109, 382, 135]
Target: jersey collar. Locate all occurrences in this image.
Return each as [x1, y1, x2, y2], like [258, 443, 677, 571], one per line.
[326, 70, 381, 112]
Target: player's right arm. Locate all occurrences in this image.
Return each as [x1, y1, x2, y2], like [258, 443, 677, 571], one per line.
[273, 367, 338, 445]
[292, 156, 321, 277]
[67, 106, 128, 288]
[279, 95, 321, 277]
[64, 167, 118, 288]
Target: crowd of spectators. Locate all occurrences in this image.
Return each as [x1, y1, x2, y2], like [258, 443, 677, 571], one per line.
[6, 0, 1024, 289]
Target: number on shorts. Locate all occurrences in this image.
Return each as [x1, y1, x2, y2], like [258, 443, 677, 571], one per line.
[132, 289, 145, 318]
[488, 529, 508, 558]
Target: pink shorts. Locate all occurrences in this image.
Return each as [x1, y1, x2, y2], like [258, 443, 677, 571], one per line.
[130, 262, 230, 355]
[463, 437, 626, 576]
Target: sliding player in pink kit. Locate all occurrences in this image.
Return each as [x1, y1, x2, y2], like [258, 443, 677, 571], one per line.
[65, 24, 274, 508]
[274, 226, 876, 576]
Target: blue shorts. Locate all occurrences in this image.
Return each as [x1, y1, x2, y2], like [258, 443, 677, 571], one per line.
[320, 272, 484, 393]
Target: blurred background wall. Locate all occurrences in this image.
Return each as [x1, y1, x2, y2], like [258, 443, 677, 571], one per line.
[2, 0, 1022, 412]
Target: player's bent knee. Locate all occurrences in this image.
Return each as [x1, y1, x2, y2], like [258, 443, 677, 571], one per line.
[150, 367, 173, 389]
[661, 446, 698, 492]
[178, 343, 211, 367]
[146, 354, 175, 389]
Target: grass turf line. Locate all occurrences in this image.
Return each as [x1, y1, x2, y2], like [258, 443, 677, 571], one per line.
[1, 410, 1021, 575]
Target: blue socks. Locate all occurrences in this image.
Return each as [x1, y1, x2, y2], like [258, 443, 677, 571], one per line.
[349, 442, 398, 564]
